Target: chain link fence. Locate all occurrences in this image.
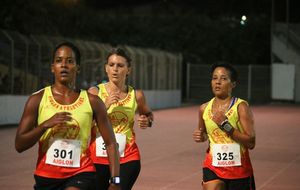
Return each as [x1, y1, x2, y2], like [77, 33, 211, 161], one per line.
[0, 29, 182, 95]
[186, 64, 270, 104]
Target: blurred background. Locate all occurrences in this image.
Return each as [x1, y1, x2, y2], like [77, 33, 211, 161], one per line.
[0, 0, 300, 125]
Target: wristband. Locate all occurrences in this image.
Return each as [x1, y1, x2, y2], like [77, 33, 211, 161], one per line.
[148, 119, 153, 127]
[109, 176, 121, 185]
[40, 124, 48, 132]
[220, 119, 234, 135]
[145, 112, 153, 128]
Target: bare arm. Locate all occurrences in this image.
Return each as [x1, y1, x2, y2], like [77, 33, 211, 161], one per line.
[135, 89, 153, 129]
[231, 102, 256, 149]
[88, 86, 99, 96]
[193, 103, 208, 143]
[15, 90, 73, 153]
[88, 93, 120, 180]
[89, 85, 120, 110]
[15, 92, 43, 152]
[211, 101, 255, 149]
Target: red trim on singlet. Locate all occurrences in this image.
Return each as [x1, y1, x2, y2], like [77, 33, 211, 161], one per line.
[203, 147, 253, 179]
[35, 145, 95, 178]
[89, 132, 140, 165]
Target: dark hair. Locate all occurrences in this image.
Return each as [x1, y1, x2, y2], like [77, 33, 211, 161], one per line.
[52, 41, 81, 65]
[211, 62, 238, 82]
[106, 48, 132, 67]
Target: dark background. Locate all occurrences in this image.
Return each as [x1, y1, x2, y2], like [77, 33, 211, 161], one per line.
[0, 0, 299, 65]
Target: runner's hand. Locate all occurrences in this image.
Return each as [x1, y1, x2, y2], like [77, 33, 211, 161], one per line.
[105, 92, 120, 109]
[138, 115, 149, 129]
[193, 128, 207, 142]
[212, 111, 227, 126]
[40, 112, 72, 130]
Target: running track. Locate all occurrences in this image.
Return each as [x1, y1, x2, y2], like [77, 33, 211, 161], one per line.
[0, 104, 299, 189]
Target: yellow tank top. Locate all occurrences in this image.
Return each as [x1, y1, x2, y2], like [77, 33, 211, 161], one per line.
[202, 97, 253, 179]
[35, 86, 95, 178]
[90, 83, 140, 164]
[99, 84, 137, 136]
[204, 97, 246, 148]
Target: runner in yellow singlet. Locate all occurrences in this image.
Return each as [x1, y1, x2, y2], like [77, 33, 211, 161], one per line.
[15, 42, 120, 190]
[89, 48, 153, 190]
[193, 62, 256, 190]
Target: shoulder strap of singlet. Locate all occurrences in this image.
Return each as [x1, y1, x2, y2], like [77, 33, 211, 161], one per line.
[228, 97, 237, 111]
[94, 84, 100, 95]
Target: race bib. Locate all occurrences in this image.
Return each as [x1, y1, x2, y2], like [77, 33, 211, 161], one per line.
[212, 143, 241, 167]
[96, 133, 126, 157]
[46, 139, 81, 168]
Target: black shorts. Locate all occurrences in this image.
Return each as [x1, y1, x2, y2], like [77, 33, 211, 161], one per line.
[203, 168, 256, 190]
[34, 172, 96, 190]
[94, 160, 141, 190]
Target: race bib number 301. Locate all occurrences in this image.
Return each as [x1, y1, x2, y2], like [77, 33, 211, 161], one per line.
[212, 143, 241, 167]
[46, 139, 81, 168]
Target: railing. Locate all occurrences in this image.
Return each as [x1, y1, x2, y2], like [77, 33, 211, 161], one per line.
[273, 23, 300, 54]
[0, 29, 182, 95]
[186, 64, 270, 104]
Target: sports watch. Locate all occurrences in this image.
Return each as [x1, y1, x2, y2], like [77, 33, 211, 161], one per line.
[109, 176, 121, 185]
[220, 119, 234, 135]
[148, 118, 153, 127]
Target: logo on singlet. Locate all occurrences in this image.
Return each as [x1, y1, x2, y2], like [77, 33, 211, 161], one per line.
[51, 118, 80, 139]
[109, 111, 129, 127]
[42, 117, 80, 153]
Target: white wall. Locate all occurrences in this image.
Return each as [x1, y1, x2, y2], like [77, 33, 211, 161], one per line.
[144, 90, 181, 110]
[0, 90, 181, 125]
[0, 95, 28, 125]
[295, 64, 300, 103]
[272, 31, 300, 102]
[271, 63, 295, 100]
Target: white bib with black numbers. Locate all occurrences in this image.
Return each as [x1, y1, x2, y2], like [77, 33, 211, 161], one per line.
[212, 143, 241, 167]
[96, 133, 126, 157]
[46, 139, 81, 168]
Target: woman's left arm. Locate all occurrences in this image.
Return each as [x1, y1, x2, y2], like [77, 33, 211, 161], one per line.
[135, 90, 153, 129]
[88, 93, 120, 189]
[231, 102, 256, 149]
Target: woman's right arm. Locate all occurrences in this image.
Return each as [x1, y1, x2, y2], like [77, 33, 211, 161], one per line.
[193, 103, 208, 143]
[15, 92, 44, 153]
[15, 91, 72, 153]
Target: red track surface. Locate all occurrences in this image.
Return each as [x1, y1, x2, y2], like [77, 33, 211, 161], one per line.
[1, 105, 300, 189]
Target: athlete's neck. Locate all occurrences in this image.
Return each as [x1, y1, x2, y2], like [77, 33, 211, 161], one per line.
[52, 84, 76, 97]
[106, 82, 127, 93]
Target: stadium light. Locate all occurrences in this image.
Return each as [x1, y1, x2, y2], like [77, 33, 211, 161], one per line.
[240, 15, 247, 26]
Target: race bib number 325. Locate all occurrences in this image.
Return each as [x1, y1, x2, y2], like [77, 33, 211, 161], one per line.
[212, 143, 241, 167]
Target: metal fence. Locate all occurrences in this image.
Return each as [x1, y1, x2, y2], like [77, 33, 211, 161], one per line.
[186, 64, 271, 104]
[0, 29, 182, 95]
